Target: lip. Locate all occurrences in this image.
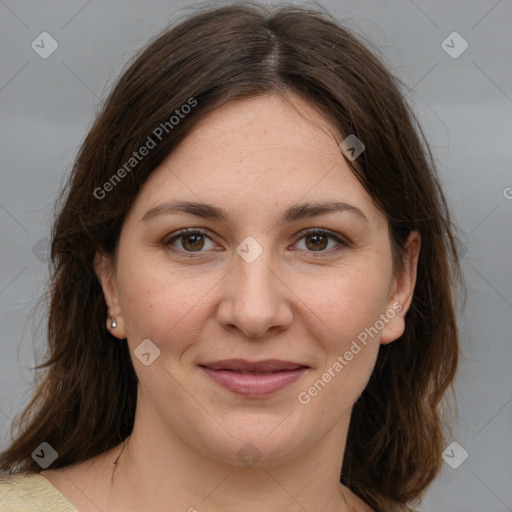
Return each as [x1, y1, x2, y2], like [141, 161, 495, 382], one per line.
[199, 359, 309, 397]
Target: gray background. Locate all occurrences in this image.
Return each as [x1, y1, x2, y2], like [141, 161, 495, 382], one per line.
[1, 1, 511, 511]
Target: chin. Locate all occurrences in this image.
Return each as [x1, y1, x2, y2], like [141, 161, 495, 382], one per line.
[184, 412, 318, 468]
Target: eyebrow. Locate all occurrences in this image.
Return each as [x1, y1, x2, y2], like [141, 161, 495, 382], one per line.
[141, 200, 368, 224]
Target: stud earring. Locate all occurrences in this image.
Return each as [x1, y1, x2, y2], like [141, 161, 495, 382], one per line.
[110, 316, 117, 329]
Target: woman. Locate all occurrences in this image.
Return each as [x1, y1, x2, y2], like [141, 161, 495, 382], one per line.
[0, 3, 460, 511]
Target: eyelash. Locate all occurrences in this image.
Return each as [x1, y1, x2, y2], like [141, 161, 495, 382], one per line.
[163, 228, 350, 258]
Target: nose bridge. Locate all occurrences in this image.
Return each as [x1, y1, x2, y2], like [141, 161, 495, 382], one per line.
[217, 237, 292, 338]
[234, 241, 280, 309]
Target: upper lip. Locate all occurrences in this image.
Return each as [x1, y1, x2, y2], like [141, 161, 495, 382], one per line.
[199, 359, 308, 373]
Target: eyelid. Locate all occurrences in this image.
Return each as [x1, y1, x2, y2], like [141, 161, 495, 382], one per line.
[294, 227, 351, 245]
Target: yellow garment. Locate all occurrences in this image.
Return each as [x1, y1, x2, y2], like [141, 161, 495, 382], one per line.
[0, 472, 76, 511]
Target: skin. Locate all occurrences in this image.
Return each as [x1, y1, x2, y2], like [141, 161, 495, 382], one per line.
[42, 93, 420, 512]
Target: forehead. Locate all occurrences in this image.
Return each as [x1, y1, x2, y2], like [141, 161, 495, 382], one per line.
[184, 94, 339, 151]
[128, 94, 379, 223]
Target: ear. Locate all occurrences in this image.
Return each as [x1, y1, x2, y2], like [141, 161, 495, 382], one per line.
[94, 250, 127, 339]
[380, 231, 421, 345]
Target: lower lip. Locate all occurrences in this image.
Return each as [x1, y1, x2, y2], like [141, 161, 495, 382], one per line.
[200, 367, 307, 397]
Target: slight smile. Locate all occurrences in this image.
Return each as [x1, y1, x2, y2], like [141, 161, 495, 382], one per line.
[199, 359, 310, 398]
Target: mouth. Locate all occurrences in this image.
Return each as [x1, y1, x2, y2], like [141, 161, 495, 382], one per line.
[198, 359, 309, 397]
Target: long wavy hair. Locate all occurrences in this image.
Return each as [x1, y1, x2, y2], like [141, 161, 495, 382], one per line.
[0, 4, 461, 511]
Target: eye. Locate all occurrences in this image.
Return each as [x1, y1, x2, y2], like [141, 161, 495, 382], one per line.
[164, 227, 349, 258]
[164, 228, 218, 255]
[292, 228, 349, 254]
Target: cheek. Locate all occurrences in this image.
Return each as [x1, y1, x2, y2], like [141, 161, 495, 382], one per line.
[303, 260, 391, 348]
[295, 259, 391, 402]
[116, 257, 217, 355]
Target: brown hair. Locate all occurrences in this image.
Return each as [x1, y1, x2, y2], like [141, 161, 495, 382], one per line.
[0, 3, 461, 511]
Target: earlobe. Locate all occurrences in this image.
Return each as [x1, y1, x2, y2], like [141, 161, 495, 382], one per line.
[94, 251, 127, 339]
[380, 231, 421, 345]
[379, 309, 405, 345]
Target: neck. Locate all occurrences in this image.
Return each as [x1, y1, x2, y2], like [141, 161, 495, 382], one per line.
[108, 416, 356, 512]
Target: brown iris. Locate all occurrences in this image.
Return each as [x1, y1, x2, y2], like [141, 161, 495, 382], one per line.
[181, 233, 205, 251]
[305, 233, 328, 251]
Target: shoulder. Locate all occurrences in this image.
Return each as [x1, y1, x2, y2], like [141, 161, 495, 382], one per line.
[0, 472, 76, 511]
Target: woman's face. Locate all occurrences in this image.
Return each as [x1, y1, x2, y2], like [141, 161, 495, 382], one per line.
[95, 93, 419, 466]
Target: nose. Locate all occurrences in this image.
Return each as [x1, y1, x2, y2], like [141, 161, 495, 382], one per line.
[216, 245, 294, 339]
